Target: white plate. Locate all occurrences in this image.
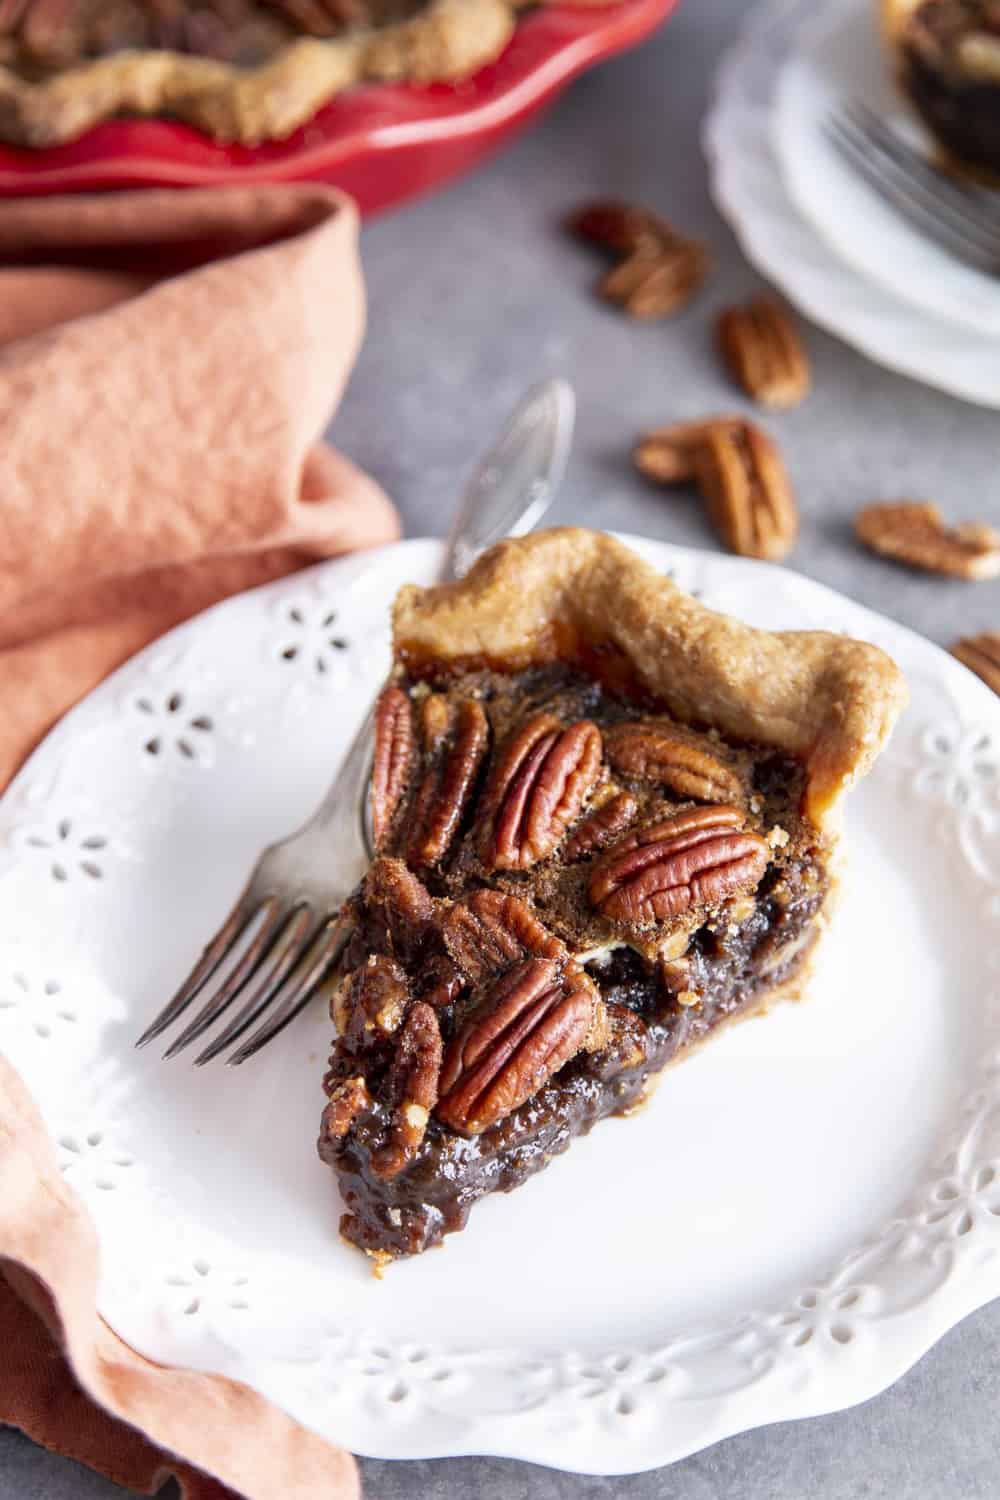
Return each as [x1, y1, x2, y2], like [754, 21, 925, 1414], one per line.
[775, 0, 1000, 339]
[2, 536, 1000, 1475]
[704, 0, 1000, 408]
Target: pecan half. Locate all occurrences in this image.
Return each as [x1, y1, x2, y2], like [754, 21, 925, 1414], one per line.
[371, 685, 414, 849]
[563, 790, 638, 862]
[336, 954, 410, 1048]
[372, 1001, 442, 1179]
[634, 416, 742, 487]
[952, 632, 1000, 694]
[407, 694, 489, 867]
[695, 420, 798, 562]
[441, 889, 564, 985]
[604, 722, 742, 803]
[487, 714, 602, 870]
[855, 502, 1000, 580]
[364, 857, 435, 963]
[568, 198, 710, 320]
[436, 958, 596, 1136]
[589, 806, 769, 928]
[588, 1002, 652, 1082]
[717, 298, 810, 409]
[566, 199, 666, 255]
[420, 954, 466, 1011]
[321, 1076, 372, 1142]
[601, 242, 709, 319]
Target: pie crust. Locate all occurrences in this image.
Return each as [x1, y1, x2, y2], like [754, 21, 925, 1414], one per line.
[393, 528, 908, 829]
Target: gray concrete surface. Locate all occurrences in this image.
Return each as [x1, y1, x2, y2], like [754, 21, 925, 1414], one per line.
[3, 0, 999, 1495]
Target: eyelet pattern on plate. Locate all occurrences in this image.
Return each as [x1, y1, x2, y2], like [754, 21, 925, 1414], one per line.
[2, 537, 1000, 1471]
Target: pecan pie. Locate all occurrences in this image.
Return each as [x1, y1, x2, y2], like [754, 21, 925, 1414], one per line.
[0, 0, 572, 147]
[884, 0, 1000, 175]
[318, 529, 907, 1264]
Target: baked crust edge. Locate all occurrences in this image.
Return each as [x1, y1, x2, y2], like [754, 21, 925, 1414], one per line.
[392, 528, 908, 831]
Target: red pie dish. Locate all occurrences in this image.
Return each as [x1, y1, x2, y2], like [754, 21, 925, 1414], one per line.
[0, 0, 678, 211]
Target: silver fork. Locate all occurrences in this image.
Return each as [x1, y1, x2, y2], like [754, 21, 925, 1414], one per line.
[136, 378, 575, 1066]
[824, 100, 1000, 277]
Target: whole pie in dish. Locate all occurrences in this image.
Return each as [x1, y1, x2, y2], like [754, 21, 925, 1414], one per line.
[0, 0, 580, 147]
[883, 0, 1000, 175]
[318, 530, 907, 1265]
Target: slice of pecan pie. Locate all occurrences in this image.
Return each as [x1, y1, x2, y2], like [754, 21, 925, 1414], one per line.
[318, 529, 907, 1265]
[884, 0, 1000, 176]
[0, 0, 558, 146]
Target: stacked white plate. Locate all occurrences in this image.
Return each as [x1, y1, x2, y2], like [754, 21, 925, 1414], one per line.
[705, 0, 1000, 408]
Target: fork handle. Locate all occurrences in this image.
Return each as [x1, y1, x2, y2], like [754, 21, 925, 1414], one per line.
[441, 378, 574, 581]
[295, 702, 375, 845]
[291, 378, 575, 849]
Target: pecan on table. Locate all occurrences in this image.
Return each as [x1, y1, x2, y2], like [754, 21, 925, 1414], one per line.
[436, 957, 597, 1136]
[567, 199, 665, 256]
[951, 632, 1000, 694]
[717, 297, 810, 409]
[633, 416, 742, 486]
[604, 721, 742, 804]
[562, 789, 638, 862]
[634, 415, 797, 563]
[695, 419, 798, 563]
[855, 501, 1000, 580]
[441, 889, 565, 986]
[485, 713, 602, 870]
[406, 693, 489, 868]
[567, 198, 710, 320]
[371, 685, 415, 849]
[371, 1001, 443, 1179]
[588, 806, 769, 929]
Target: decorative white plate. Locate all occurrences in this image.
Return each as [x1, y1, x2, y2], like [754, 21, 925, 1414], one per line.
[704, 0, 1000, 408]
[775, 0, 1000, 339]
[2, 535, 1000, 1476]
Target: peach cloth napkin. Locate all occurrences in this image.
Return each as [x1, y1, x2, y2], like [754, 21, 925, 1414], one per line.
[0, 183, 404, 1498]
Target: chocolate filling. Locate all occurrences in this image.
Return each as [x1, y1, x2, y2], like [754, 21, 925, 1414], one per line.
[319, 665, 830, 1261]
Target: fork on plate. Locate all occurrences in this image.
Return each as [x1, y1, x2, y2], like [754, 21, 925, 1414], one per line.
[824, 100, 1000, 277]
[136, 378, 575, 1066]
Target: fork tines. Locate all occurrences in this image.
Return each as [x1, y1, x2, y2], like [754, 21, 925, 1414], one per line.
[136, 897, 348, 1066]
[824, 101, 1000, 277]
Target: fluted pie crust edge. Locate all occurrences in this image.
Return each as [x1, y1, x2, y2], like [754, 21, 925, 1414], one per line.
[393, 528, 909, 830]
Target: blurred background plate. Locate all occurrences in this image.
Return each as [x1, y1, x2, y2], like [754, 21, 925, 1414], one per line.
[705, 0, 1000, 408]
[0, 0, 678, 213]
[775, 0, 1000, 340]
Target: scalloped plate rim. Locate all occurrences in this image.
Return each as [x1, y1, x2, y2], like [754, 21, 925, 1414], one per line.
[702, 0, 1000, 408]
[2, 534, 1000, 1474]
[773, 0, 1000, 339]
